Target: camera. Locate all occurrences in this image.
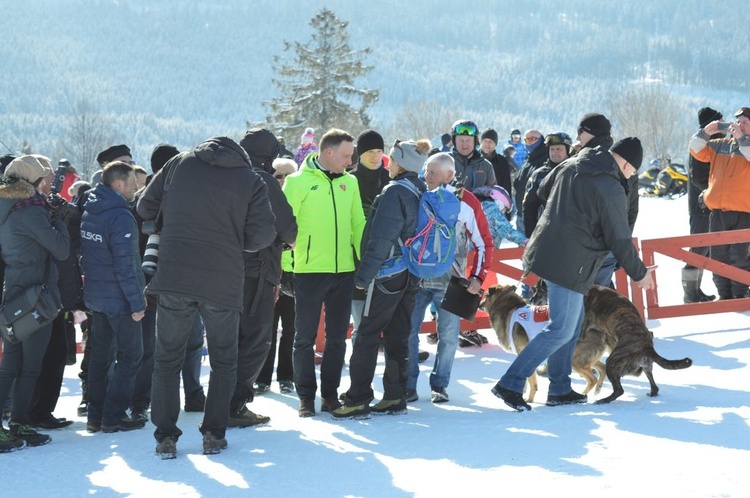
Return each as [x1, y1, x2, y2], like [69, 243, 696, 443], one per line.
[141, 220, 157, 235]
[142, 234, 160, 276]
[47, 192, 76, 224]
[50, 162, 69, 195]
[717, 122, 731, 132]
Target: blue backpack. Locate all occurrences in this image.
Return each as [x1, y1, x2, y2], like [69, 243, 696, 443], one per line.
[376, 179, 461, 280]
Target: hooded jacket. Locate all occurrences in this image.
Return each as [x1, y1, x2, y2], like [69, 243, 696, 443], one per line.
[282, 152, 366, 274]
[81, 183, 145, 315]
[523, 146, 647, 294]
[0, 178, 69, 308]
[137, 136, 277, 311]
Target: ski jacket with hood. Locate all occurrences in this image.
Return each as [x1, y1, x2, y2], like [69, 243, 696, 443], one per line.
[81, 183, 145, 315]
[0, 178, 69, 308]
[137, 136, 277, 312]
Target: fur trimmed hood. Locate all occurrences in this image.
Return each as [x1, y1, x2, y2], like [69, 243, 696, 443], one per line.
[0, 177, 36, 200]
[0, 177, 37, 224]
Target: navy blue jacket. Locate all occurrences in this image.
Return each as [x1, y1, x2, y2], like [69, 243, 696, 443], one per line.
[81, 183, 145, 315]
[355, 172, 425, 287]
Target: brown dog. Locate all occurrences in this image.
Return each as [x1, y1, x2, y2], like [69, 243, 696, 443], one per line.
[582, 285, 692, 403]
[484, 284, 692, 404]
[482, 285, 607, 402]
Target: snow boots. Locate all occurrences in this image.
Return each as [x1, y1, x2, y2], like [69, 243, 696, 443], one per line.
[682, 268, 716, 303]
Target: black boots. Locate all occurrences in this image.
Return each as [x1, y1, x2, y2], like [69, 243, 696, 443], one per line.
[682, 268, 716, 303]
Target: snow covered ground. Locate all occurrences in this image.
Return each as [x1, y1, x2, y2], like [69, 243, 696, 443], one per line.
[3, 195, 749, 497]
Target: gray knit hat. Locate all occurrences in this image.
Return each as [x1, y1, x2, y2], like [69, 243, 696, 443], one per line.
[390, 140, 428, 173]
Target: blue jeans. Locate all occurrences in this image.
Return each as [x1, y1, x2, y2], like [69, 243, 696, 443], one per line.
[151, 293, 238, 442]
[594, 252, 617, 288]
[87, 312, 143, 425]
[293, 273, 354, 400]
[499, 281, 584, 396]
[406, 287, 461, 390]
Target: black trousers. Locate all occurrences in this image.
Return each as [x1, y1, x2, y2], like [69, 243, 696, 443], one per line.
[686, 213, 711, 267]
[345, 272, 419, 404]
[230, 276, 276, 412]
[709, 210, 750, 298]
[257, 293, 295, 385]
[29, 313, 70, 422]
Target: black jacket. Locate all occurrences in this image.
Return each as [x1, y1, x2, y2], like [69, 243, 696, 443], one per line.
[352, 163, 391, 219]
[0, 179, 70, 308]
[240, 129, 298, 285]
[136, 136, 277, 311]
[481, 150, 513, 198]
[513, 141, 547, 216]
[355, 172, 425, 288]
[521, 160, 555, 238]
[243, 169, 297, 285]
[523, 146, 647, 294]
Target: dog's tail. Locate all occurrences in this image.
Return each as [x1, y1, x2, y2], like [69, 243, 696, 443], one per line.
[648, 348, 692, 370]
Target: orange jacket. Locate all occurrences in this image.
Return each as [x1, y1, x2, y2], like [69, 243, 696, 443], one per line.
[689, 132, 750, 213]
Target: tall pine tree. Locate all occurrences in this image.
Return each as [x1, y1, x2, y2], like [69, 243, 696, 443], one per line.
[264, 8, 378, 144]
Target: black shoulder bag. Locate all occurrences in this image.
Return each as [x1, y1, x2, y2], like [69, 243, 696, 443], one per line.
[0, 257, 59, 343]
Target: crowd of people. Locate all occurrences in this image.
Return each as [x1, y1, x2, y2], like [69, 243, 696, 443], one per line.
[0, 106, 748, 456]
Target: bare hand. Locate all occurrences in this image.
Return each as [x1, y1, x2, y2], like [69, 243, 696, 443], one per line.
[729, 123, 743, 140]
[466, 277, 482, 295]
[634, 266, 657, 290]
[703, 120, 721, 136]
[132, 311, 145, 322]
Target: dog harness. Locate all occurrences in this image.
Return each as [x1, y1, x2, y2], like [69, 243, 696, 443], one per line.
[507, 305, 550, 354]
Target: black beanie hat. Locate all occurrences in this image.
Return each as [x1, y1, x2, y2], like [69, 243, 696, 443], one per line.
[356, 129, 385, 155]
[480, 128, 499, 145]
[698, 107, 722, 128]
[0, 154, 17, 174]
[240, 128, 281, 173]
[150, 144, 180, 174]
[96, 144, 131, 166]
[441, 133, 451, 146]
[610, 137, 643, 169]
[578, 113, 612, 137]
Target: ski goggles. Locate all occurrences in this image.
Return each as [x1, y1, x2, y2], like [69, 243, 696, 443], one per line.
[453, 123, 478, 136]
[524, 135, 540, 145]
[545, 133, 572, 147]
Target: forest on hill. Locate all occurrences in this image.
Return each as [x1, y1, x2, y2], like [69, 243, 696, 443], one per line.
[1, 0, 747, 176]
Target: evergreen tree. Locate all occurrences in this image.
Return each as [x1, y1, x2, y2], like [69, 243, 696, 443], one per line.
[264, 8, 378, 145]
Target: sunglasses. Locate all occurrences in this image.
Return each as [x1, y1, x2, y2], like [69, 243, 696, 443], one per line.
[524, 135, 539, 144]
[274, 173, 290, 179]
[454, 123, 478, 136]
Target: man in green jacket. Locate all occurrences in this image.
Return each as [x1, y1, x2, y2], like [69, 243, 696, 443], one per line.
[282, 129, 366, 417]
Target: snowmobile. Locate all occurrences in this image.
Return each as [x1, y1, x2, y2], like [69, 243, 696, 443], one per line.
[638, 159, 688, 198]
[655, 162, 688, 198]
[638, 160, 664, 196]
